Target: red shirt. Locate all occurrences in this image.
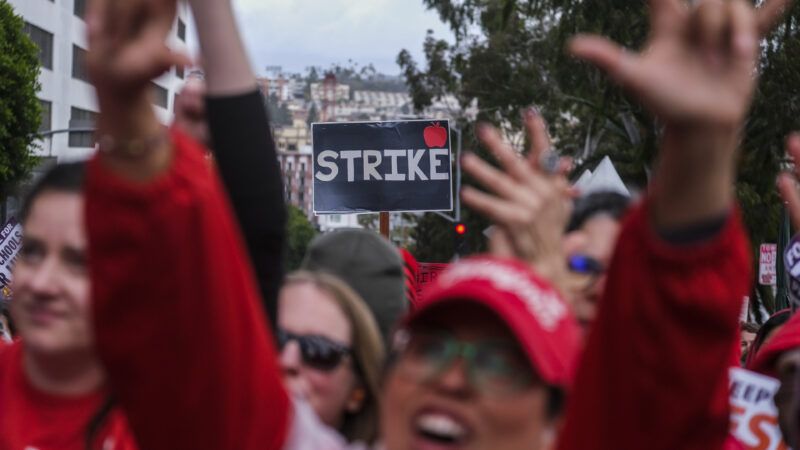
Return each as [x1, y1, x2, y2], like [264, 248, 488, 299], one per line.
[557, 202, 751, 450]
[0, 341, 137, 450]
[85, 129, 290, 449]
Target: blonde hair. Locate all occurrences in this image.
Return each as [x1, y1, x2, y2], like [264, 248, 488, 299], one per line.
[284, 271, 385, 444]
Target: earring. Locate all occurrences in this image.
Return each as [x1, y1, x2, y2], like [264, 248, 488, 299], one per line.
[346, 387, 366, 412]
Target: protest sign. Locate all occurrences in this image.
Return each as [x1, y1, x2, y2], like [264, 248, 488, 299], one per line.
[417, 263, 449, 297]
[0, 218, 22, 288]
[760, 244, 777, 286]
[312, 120, 453, 213]
[784, 235, 800, 307]
[729, 367, 788, 450]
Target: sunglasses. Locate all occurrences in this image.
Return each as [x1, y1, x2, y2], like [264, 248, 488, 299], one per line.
[277, 329, 352, 372]
[393, 330, 534, 397]
[568, 254, 605, 275]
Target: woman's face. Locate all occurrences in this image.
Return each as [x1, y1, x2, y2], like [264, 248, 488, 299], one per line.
[381, 303, 557, 450]
[278, 282, 361, 428]
[11, 191, 92, 356]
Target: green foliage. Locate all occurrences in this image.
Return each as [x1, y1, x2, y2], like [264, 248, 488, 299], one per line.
[0, 0, 41, 200]
[400, 0, 800, 312]
[306, 103, 319, 128]
[286, 205, 317, 271]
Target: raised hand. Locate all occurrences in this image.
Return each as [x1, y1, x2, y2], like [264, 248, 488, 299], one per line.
[86, 0, 191, 99]
[569, 0, 790, 127]
[461, 109, 573, 288]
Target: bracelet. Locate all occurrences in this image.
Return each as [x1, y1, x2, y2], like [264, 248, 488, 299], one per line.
[97, 129, 168, 159]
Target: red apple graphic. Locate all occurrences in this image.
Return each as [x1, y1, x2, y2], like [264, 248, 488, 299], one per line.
[423, 122, 448, 148]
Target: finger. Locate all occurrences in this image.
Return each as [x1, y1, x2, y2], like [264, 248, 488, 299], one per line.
[462, 152, 528, 203]
[779, 173, 800, 230]
[756, 0, 792, 36]
[649, 0, 689, 38]
[691, 0, 728, 65]
[476, 124, 531, 182]
[568, 35, 641, 92]
[489, 228, 516, 259]
[779, 133, 800, 228]
[523, 108, 551, 170]
[728, 0, 759, 71]
[461, 186, 533, 227]
[557, 157, 574, 176]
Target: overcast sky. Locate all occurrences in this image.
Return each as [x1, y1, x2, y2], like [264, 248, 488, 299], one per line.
[188, 0, 454, 77]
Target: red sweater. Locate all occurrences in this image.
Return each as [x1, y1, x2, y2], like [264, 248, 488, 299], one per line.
[85, 129, 290, 449]
[557, 203, 751, 450]
[0, 341, 137, 450]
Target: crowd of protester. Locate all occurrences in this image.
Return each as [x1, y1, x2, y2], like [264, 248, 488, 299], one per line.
[2, 0, 800, 449]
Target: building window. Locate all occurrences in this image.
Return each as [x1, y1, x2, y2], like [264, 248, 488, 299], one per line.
[177, 19, 186, 41]
[68, 107, 97, 148]
[299, 193, 304, 203]
[176, 65, 185, 79]
[151, 82, 169, 109]
[23, 23, 54, 70]
[74, 0, 86, 18]
[39, 100, 52, 133]
[330, 215, 341, 223]
[72, 45, 89, 81]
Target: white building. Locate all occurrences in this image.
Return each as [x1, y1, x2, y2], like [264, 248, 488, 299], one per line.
[9, 0, 190, 162]
[317, 214, 362, 233]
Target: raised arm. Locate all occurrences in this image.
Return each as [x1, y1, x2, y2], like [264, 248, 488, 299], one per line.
[85, 0, 291, 447]
[557, 1, 790, 449]
[185, 0, 287, 330]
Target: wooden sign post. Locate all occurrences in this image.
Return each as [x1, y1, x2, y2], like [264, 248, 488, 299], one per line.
[380, 212, 390, 239]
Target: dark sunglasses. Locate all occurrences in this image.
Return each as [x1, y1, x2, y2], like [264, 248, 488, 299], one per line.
[277, 329, 352, 372]
[568, 254, 605, 275]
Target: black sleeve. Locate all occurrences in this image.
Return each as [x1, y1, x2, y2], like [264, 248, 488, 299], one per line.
[205, 90, 285, 335]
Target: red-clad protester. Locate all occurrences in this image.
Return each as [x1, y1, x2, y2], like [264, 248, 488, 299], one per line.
[749, 135, 800, 449]
[78, 1, 793, 450]
[0, 163, 138, 450]
[751, 310, 800, 448]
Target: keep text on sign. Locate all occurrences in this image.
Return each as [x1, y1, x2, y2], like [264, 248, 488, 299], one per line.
[312, 120, 453, 213]
[729, 367, 788, 450]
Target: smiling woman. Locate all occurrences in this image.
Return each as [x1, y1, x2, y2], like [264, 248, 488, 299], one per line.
[0, 162, 138, 450]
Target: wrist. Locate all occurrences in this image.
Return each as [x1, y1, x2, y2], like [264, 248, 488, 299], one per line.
[650, 125, 739, 229]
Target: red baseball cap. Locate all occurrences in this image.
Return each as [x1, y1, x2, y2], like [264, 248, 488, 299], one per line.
[752, 311, 800, 376]
[401, 256, 582, 388]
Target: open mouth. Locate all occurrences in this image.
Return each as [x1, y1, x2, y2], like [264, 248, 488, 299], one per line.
[413, 411, 471, 448]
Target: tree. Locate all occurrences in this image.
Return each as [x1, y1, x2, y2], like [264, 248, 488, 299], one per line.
[306, 103, 319, 128]
[286, 205, 317, 271]
[399, 0, 800, 313]
[0, 1, 41, 213]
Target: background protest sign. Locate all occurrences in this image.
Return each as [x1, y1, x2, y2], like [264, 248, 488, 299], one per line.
[312, 120, 453, 213]
[0, 218, 22, 288]
[784, 236, 800, 307]
[416, 263, 449, 298]
[760, 244, 777, 286]
[729, 367, 788, 450]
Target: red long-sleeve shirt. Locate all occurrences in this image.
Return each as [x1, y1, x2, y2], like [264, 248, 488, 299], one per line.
[557, 203, 751, 450]
[85, 129, 290, 449]
[0, 341, 137, 450]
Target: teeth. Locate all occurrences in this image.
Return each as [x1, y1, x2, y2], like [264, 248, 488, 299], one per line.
[416, 413, 466, 440]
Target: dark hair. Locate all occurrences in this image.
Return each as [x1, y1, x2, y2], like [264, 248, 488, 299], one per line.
[746, 309, 792, 368]
[85, 396, 115, 450]
[741, 322, 760, 334]
[567, 191, 631, 232]
[20, 162, 86, 223]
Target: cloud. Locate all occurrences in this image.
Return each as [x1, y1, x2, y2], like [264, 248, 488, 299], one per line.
[209, 0, 454, 75]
